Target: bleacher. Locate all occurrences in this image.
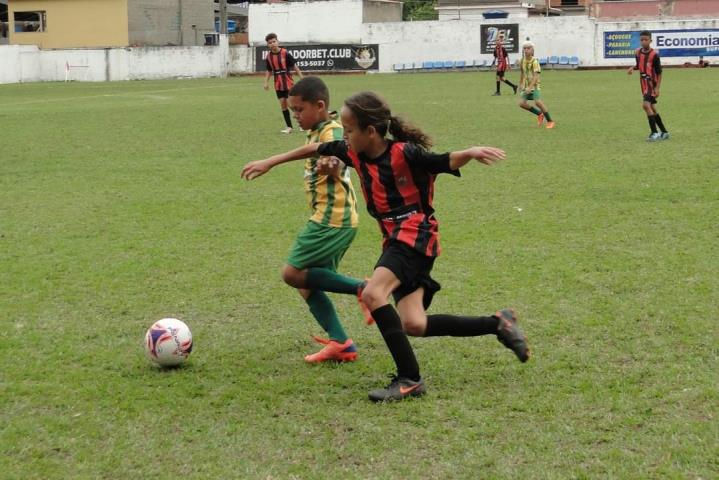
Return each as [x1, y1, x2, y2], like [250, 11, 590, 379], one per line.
[394, 55, 581, 73]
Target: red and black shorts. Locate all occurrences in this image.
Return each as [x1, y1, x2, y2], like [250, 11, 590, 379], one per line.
[496, 69, 506, 78]
[275, 90, 289, 99]
[642, 93, 657, 104]
[375, 240, 441, 309]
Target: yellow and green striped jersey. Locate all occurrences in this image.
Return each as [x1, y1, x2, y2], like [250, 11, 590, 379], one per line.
[304, 117, 359, 228]
[521, 56, 541, 90]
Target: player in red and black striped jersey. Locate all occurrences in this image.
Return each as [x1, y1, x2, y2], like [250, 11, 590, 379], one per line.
[254, 91, 531, 402]
[264, 33, 303, 134]
[627, 31, 670, 141]
[492, 32, 518, 96]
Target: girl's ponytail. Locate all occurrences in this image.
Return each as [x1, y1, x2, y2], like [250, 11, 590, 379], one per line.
[388, 115, 432, 150]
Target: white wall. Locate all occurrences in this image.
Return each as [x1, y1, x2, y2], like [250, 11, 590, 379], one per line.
[362, 16, 596, 72]
[248, 0, 363, 46]
[364, 16, 719, 70]
[2, 13, 718, 84]
[0, 37, 256, 84]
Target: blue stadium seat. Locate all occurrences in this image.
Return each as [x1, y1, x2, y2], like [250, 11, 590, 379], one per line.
[559, 56, 569, 65]
[443, 60, 454, 68]
[549, 56, 559, 64]
[569, 56, 579, 66]
[432, 61, 444, 69]
[422, 61, 433, 70]
[393, 63, 404, 71]
[405, 63, 416, 70]
[539, 57, 548, 65]
[454, 60, 466, 68]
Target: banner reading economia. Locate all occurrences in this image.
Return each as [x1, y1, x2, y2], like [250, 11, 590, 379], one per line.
[604, 29, 719, 58]
[256, 44, 379, 72]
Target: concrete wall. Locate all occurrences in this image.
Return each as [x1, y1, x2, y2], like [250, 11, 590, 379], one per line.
[362, 0, 402, 23]
[9, 0, 129, 48]
[128, 0, 213, 47]
[364, 16, 719, 70]
[2, 10, 718, 84]
[248, 0, 363, 46]
[363, 16, 597, 71]
[0, 36, 257, 83]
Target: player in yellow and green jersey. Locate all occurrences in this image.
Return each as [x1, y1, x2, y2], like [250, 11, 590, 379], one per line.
[518, 41, 555, 129]
[242, 76, 371, 364]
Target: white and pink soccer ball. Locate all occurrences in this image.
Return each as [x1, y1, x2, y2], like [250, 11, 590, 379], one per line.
[144, 318, 193, 367]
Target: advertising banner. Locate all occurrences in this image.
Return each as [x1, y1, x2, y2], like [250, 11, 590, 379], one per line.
[256, 44, 379, 72]
[481, 24, 520, 54]
[604, 29, 719, 58]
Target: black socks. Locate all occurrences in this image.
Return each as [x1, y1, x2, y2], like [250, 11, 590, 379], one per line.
[425, 314, 499, 337]
[282, 109, 292, 128]
[372, 305, 420, 381]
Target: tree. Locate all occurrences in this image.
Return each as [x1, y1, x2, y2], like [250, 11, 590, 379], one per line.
[403, 0, 438, 21]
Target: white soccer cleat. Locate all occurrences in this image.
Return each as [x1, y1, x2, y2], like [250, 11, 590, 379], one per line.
[280, 127, 293, 134]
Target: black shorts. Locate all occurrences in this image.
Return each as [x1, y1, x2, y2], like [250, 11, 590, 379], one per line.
[643, 93, 657, 104]
[375, 241, 441, 309]
[496, 70, 506, 78]
[275, 90, 289, 99]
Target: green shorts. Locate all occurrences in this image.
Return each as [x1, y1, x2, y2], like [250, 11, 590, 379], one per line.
[286, 221, 357, 271]
[521, 89, 542, 101]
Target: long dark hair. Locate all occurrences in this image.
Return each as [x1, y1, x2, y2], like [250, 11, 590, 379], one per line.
[343, 91, 432, 149]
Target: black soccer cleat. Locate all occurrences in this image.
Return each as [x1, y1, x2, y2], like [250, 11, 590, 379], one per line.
[495, 308, 530, 362]
[368, 375, 426, 402]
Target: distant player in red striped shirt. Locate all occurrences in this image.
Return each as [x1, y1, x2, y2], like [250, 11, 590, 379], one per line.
[492, 32, 518, 96]
[263, 33, 303, 134]
[627, 31, 669, 141]
[253, 91, 531, 402]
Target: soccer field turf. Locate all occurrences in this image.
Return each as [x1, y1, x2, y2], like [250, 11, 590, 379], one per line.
[1, 69, 718, 478]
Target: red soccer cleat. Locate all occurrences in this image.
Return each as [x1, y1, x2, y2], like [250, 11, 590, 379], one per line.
[304, 336, 358, 363]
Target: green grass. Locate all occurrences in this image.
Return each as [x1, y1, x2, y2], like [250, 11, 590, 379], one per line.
[1, 70, 718, 479]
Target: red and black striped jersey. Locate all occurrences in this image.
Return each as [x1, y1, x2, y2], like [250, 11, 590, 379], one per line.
[494, 43, 509, 71]
[634, 48, 662, 96]
[317, 140, 460, 258]
[265, 48, 296, 91]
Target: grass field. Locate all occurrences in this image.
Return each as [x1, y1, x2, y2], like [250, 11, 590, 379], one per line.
[1, 69, 718, 479]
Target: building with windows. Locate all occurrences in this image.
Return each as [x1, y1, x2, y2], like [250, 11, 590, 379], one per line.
[6, 0, 213, 49]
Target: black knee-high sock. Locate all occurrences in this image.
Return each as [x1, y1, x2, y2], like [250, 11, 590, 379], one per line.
[495, 81, 500, 93]
[372, 305, 420, 381]
[647, 115, 658, 134]
[282, 109, 292, 128]
[425, 314, 499, 337]
[654, 114, 667, 133]
[504, 79, 517, 89]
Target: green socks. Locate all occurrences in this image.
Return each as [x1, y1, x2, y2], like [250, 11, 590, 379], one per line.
[305, 291, 349, 342]
[305, 267, 362, 295]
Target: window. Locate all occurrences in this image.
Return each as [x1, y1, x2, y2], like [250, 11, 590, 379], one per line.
[14, 11, 46, 33]
[561, 0, 579, 5]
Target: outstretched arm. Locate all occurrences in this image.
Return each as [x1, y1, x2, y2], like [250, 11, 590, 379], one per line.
[448, 146, 506, 170]
[241, 143, 321, 180]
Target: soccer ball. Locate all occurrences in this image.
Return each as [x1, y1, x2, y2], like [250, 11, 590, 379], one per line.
[144, 318, 193, 367]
